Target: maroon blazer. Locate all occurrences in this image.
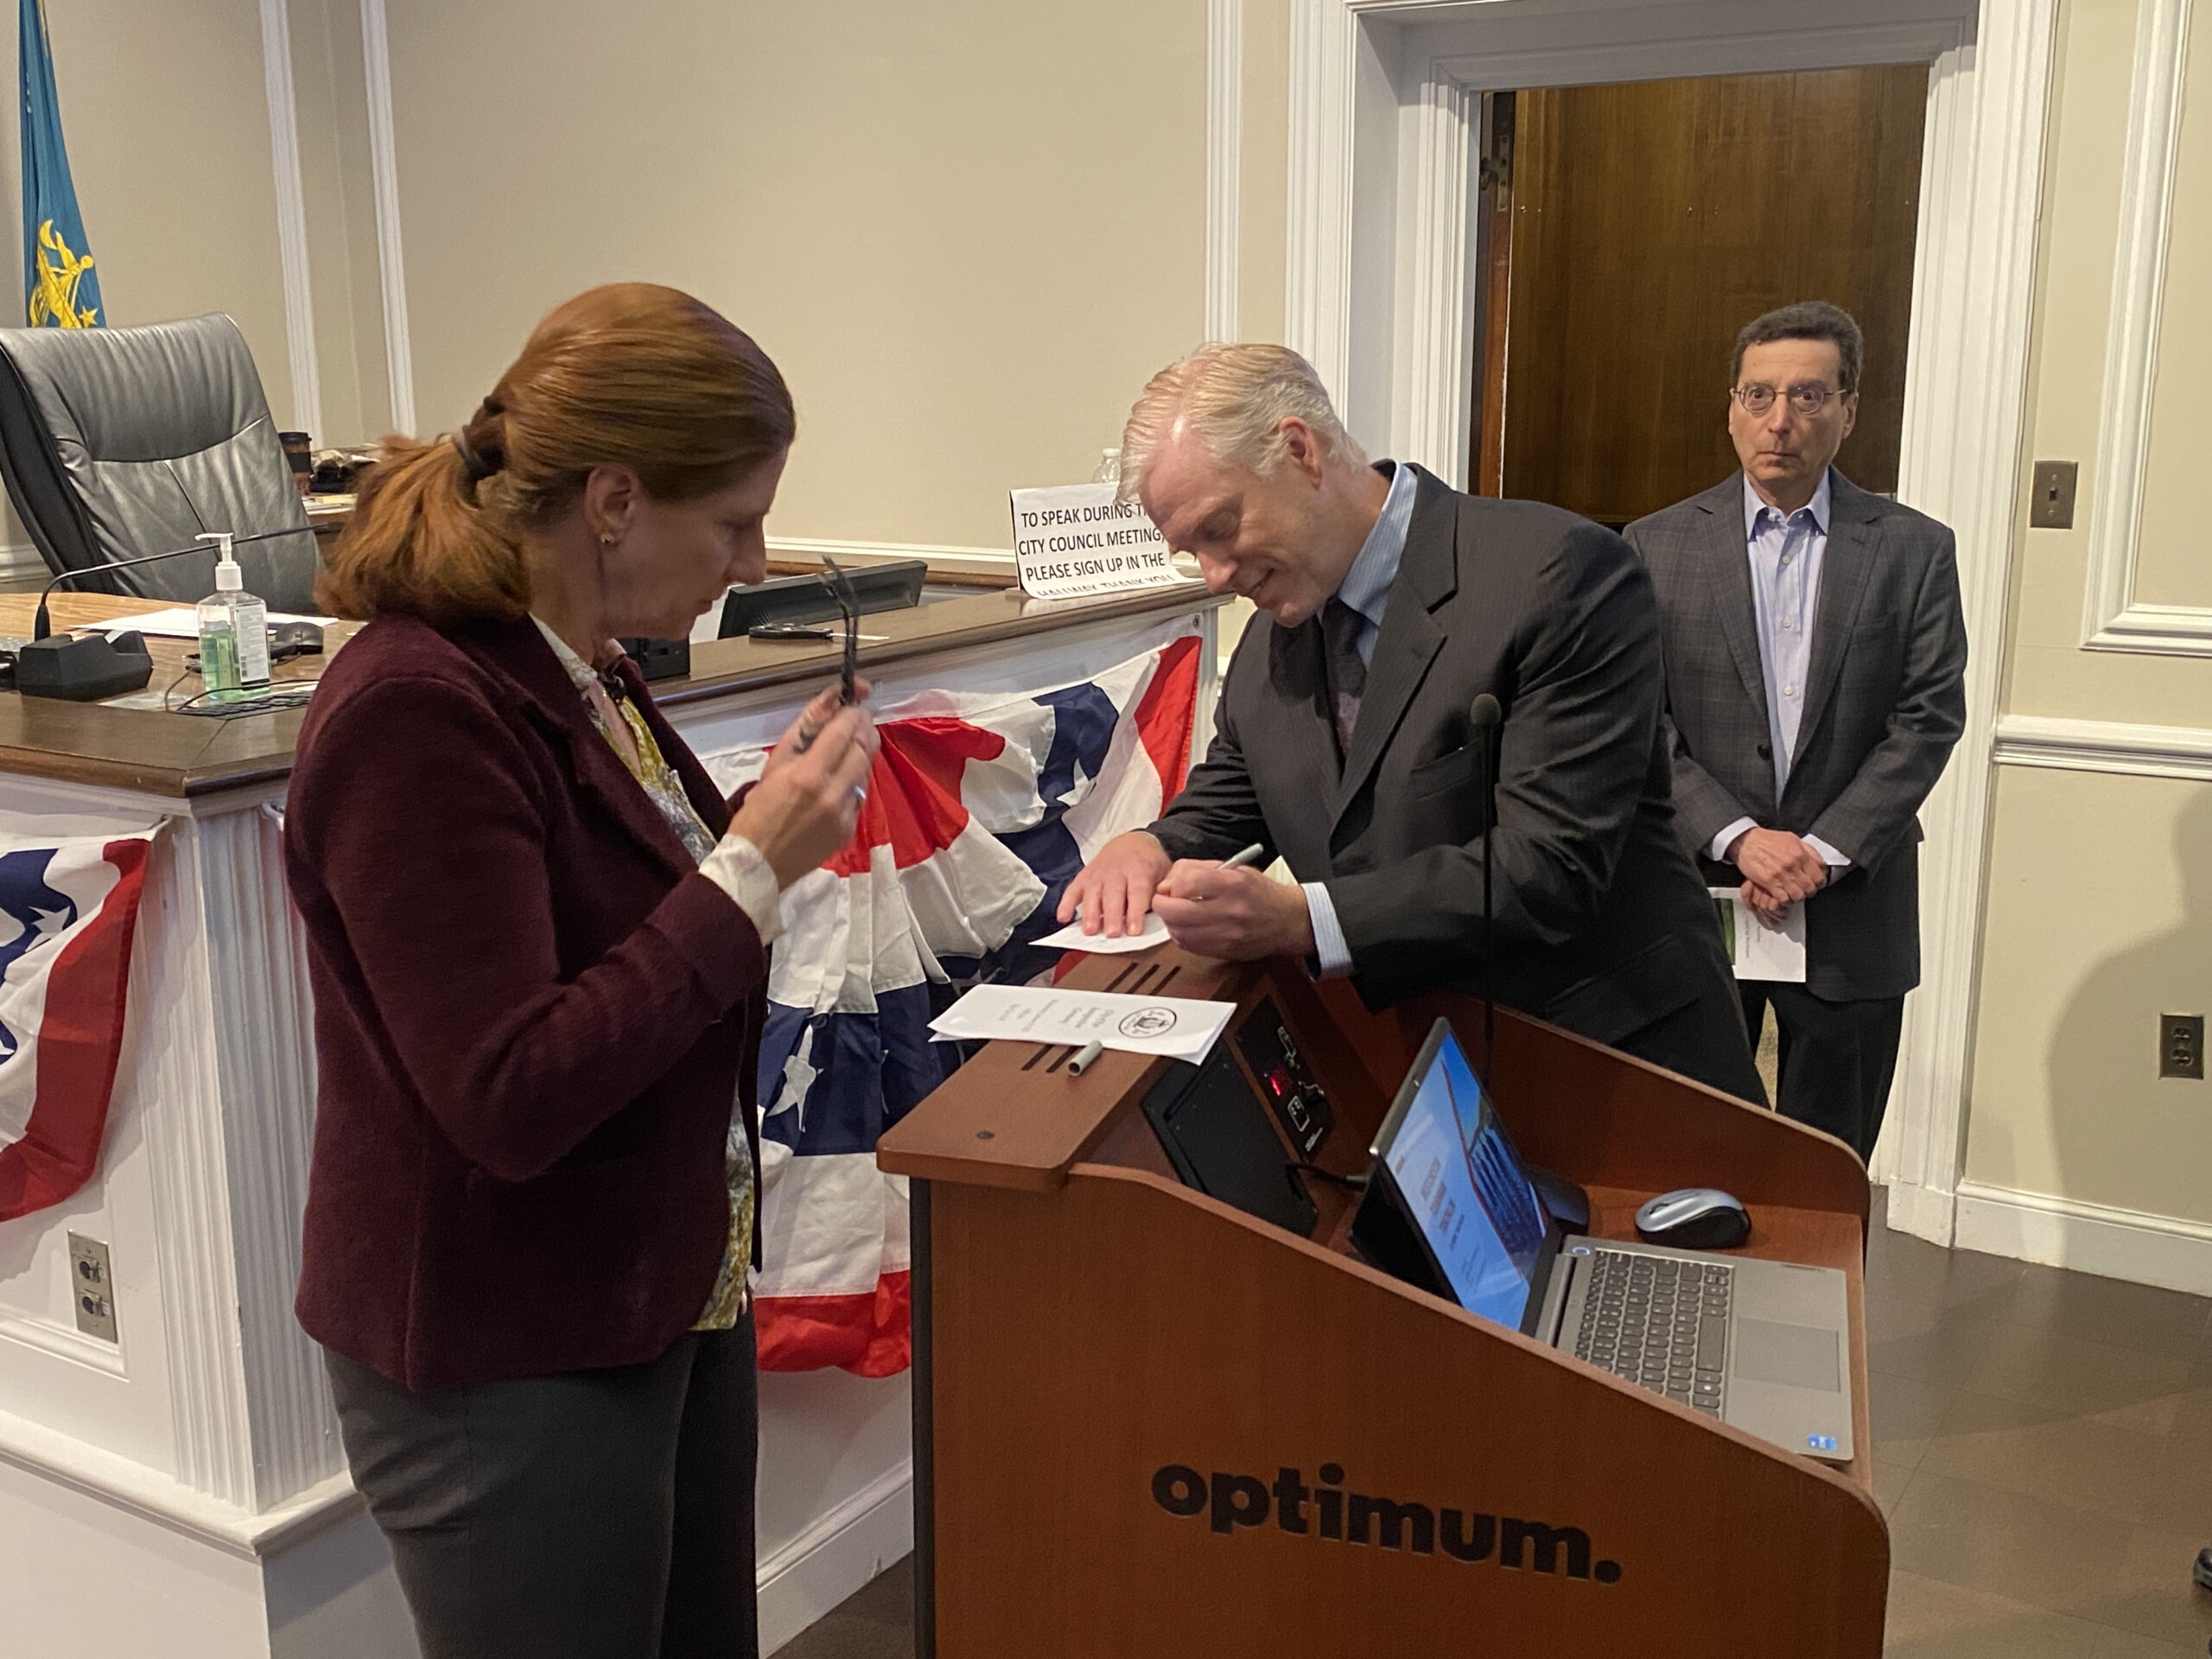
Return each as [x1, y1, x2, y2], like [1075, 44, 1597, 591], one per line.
[284, 613, 768, 1391]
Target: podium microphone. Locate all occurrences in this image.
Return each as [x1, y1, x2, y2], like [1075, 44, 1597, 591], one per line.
[1470, 692, 1503, 1078]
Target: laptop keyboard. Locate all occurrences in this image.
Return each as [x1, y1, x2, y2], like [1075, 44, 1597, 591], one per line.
[1571, 1249, 1731, 1417]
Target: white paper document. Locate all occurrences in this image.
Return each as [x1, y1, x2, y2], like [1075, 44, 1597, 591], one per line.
[1710, 888, 1808, 983]
[1031, 912, 1171, 956]
[927, 982, 1233, 1063]
[86, 607, 335, 640]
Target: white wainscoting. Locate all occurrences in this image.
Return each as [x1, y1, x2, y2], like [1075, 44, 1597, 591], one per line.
[1960, 713, 2212, 1294]
[1993, 713, 2212, 781]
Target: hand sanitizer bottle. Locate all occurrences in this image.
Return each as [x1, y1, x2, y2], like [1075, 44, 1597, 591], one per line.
[195, 532, 269, 699]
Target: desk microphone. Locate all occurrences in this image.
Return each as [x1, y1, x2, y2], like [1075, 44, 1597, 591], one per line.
[19, 529, 296, 701]
[1469, 692, 1503, 1079]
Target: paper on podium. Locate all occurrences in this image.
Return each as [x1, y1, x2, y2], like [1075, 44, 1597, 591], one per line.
[1710, 888, 1808, 982]
[927, 982, 1232, 1063]
[1031, 912, 1170, 955]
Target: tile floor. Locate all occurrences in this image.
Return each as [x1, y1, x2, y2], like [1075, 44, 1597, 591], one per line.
[777, 1194, 2212, 1658]
[1867, 1197, 2212, 1657]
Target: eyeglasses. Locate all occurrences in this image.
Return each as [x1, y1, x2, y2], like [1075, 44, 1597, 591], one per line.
[817, 554, 860, 706]
[1732, 382, 1843, 419]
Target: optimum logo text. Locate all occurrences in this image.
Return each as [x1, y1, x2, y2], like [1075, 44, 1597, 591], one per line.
[1149, 1462, 1622, 1585]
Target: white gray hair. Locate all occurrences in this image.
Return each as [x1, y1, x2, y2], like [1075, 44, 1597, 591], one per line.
[1117, 342, 1366, 500]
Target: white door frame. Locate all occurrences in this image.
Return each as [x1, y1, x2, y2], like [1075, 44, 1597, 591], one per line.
[1283, 0, 2062, 1246]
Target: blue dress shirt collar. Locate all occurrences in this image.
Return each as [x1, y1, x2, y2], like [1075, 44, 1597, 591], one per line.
[1742, 468, 1833, 542]
[1330, 461, 1418, 660]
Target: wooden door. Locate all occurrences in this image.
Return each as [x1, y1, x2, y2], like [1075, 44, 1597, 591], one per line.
[1474, 67, 1929, 526]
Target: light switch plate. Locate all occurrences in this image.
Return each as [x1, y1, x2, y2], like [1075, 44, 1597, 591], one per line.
[67, 1233, 118, 1342]
[2031, 460, 2078, 529]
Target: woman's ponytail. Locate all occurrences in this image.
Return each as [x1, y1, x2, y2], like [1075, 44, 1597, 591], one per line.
[316, 420, 531, 626]
[316, 283, 792, 628]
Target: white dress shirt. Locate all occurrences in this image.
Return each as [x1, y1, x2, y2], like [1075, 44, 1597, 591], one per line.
[1303, 462, 1419, 976]
[1708, 474, 1850, 873]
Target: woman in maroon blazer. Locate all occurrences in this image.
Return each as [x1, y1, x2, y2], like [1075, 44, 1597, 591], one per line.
[284, 283, 875, 1659]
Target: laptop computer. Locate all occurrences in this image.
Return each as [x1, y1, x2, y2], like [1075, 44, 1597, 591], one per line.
[1350, 1018, 1855, 1463]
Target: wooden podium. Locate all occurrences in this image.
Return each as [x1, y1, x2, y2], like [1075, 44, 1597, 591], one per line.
[877, 947, 1887, 1656]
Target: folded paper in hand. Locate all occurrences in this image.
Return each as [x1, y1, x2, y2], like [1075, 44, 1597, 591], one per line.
[1709, 888, 1808, 983]
[927, 982, 1232, 1064]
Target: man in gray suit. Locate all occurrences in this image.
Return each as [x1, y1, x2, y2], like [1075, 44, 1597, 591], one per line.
[1624, 302, 1967, 1160]
[1062, 343, 1763, 1104]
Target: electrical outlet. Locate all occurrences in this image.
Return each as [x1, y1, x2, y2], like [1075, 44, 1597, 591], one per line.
[66, 1233, 118, 1342]
[2159, 1013, 2204, 1080]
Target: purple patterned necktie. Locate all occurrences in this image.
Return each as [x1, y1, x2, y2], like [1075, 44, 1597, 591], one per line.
[1321, 597, 1367, 756]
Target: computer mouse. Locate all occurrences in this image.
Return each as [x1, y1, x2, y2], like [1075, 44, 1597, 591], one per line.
[1634, 1187, 1751, 1250]
[267, 621, 324, 660]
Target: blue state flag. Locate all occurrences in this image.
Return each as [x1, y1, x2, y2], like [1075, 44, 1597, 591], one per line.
[19, 0, 100, 328]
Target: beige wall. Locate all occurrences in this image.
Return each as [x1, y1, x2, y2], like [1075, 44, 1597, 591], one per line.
[1971, 767, 2212, 1222]
[1965, 0, 2212, 1228]
[1237, 0, 1291, 346]
[0, 1, 1253, 561]
[376, 0, 1208, 553]
[40, 0, 296, 419]
[0, 0, 302, 556]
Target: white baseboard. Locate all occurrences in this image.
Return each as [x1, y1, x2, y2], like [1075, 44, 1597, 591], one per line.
[1879, 1179, 1957, 1249]
[758, 1459, 913, 1656]
[1954, 1179, 2212, 1295]
[0, 1399, 363, 1560]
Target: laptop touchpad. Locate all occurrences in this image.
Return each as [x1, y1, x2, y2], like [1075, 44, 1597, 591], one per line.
[1734, 1319, 1840, 1392]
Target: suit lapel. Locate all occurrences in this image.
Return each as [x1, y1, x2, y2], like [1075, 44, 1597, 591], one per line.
[1332, 467, 1454, 828]
[1697, 475, 1770, 717]
[1795, 476, 1881, 756]
[468, 620, 705, 882]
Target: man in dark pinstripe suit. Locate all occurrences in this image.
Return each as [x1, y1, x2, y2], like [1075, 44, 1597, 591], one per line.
[1625, 302, 1968, 1161]
[1064, 344, 1764, 1105]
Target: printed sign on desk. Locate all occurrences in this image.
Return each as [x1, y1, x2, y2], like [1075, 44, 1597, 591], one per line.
[1009, 481, 1184, 599]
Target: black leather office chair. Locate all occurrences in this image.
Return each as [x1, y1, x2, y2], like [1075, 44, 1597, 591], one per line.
[0, 314, 319, 611]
